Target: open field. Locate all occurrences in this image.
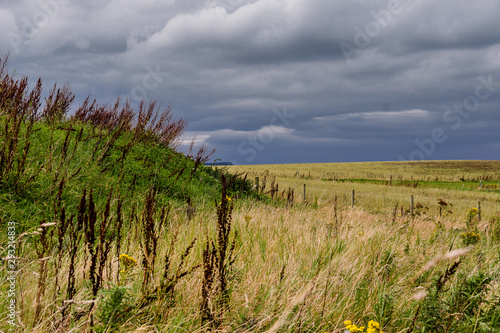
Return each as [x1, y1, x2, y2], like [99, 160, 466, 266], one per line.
[3, 150, 500, 333]
[228, 161, 500, 222]
[5, 189, 500, 332]
[228, 160, 500, 182]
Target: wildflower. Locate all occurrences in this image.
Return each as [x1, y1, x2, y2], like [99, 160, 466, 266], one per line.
[119, 254, 137, 268]
[460, 231, 481, 246]
[466, 207, 479, 221]
[437, 198, 448, 206]
[119, 254, 137, 284]
[344, 320, 365, 332]
[218, 195, 233, 206]
[366, 320, 383, 333]
[344, 320, 383, 333]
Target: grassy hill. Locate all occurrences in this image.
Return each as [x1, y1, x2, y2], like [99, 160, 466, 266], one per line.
[0, 57, 253, 331]
[0, 56, 254, 233]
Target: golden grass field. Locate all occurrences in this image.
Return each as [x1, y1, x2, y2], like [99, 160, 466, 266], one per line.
[227, 160, 500, 222]
[228, 160, 500, 182]
[6, 160, 500, 332]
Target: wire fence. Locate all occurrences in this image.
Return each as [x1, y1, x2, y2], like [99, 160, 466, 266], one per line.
[254, 177, 499, 221]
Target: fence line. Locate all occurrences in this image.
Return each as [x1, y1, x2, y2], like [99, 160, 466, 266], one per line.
[254, 178, 497, 219]
[271, 181, 496, 203]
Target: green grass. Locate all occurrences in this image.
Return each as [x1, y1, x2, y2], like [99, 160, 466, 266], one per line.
[0, 119, 228, 233]
[331, 178, 500, 193]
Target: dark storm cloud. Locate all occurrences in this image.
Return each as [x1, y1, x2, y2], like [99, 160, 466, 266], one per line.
[383, 1, 500, 53]
[2, 0, 500, 164]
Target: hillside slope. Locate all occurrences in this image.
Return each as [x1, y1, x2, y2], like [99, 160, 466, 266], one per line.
[0, 56, 249, 232]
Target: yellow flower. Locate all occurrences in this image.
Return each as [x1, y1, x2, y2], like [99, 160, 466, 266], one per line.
[119, 254, 137, 269]
[344, 320, 365, 332]
[366, 320, 383, 333]
[467, 207, 479, 220]
[119, 254, 137, 285]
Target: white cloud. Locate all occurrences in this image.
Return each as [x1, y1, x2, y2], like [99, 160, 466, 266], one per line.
[180, 132, 211, 146]
[313, 109, 431, 123]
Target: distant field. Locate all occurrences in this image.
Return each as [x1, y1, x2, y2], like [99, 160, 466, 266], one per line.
[227, 160, 500, 220]
[228, 160, 500, 182]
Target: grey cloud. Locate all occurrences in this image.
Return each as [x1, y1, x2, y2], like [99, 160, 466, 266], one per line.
[3, 0, 500, 164]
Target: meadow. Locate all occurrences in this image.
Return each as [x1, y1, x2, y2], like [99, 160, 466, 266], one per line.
[228, 161, 500, 222]
[1, 55, 500, 332]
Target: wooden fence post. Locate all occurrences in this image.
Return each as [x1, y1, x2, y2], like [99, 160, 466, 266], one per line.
[255, 177, 259, 194]
[478, 201, 482, 221]
[410, 195, 414, 215]
[351, 190, 355, 208]
[303, 184, 306, 202]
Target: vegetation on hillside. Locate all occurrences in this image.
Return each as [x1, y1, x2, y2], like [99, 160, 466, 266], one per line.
[0, 55, 255, 231]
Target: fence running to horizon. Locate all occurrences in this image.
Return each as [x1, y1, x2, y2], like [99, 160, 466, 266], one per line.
[249, 173, 499, 222]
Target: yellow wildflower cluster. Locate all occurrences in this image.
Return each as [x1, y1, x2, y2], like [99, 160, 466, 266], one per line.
[467, 207, 479, 220]
[344, 321, 364, 332]
[344, 320, 383, 333]
[462, 207, 481, 245]
[366, 320, 383, 333]
[119, 254, 137, 285]
[461, 231, 481, 245]
[119, 254, 137, 271]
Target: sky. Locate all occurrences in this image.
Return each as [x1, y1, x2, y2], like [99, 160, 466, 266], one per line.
[1, 0, 500, 165]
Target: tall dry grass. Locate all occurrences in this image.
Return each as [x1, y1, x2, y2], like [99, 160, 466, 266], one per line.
[8, 194, 499, 332]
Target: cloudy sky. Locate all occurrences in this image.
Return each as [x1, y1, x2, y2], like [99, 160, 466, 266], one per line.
[2, 0, 500, 164]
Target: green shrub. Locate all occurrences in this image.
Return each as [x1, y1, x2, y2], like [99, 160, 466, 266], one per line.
[416, 268, 500, 332]
[95, 286, 133, 333]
